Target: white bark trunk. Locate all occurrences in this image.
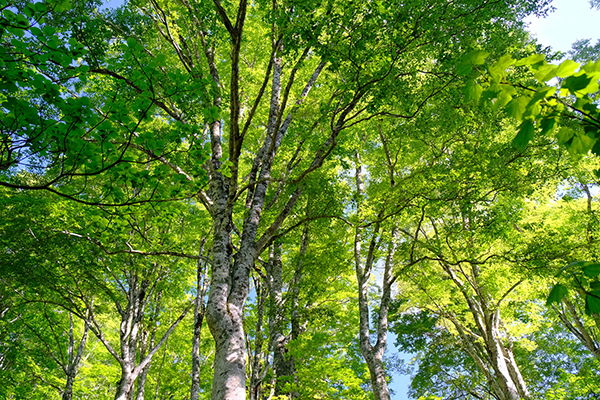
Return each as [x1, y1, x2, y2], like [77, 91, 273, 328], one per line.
[62, 313, 89, 400]
[353, 161, 392, 400]
[191, 240, 210, 400]
[442, 261, 529, 400]
[267, 242, 295, 398]
[248, 278, 268, 400]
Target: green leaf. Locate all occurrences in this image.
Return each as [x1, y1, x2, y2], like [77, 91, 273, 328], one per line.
[492, 90, 512, 110]
[155, 54, 167, 64]
[570, 132, 595, 155]
[457, 50, 489, 76]
[457, 61, 473, 76]
[581, 60, 600, 74]
[563, 74, 593, 95]
[546, 284, 568, 306]
[54, 0, 71, 12]
[463, 80, 482, 102]
[126, 37, 137, 48]
[583, 263, 600, 278]
[523, 100, 541, 119]
[467, 50, 490, 65]
[555, 260, 591, 277]
[23, 5, 35, 18]
[593, 138, 600, 156]
[590, 281, 600, 291]
[539, 117, 557, 135]
[512, 120, 534, 150]
[531, 86, 556, 102]
[514, 54, 545, 67]
[34, 2, 47, 12]
[30, 26, 43, 37]
[488, 54, 514, 82]
[555, 59, 579, 78]
[556, 127, 575, 144]
[533, 63, 557, 82]
[585, 292, 600, 315]
[505, 96, 529, 120]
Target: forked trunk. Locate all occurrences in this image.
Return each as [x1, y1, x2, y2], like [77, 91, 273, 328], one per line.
[62, 313, 88, 400]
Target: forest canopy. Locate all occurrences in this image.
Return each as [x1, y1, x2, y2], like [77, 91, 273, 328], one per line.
[1, 0, 600, 399]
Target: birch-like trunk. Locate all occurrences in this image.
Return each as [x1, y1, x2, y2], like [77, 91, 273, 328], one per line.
[203, 19, 325, 399]
[191, 239, 210, 400]
[77, 268, 191, 400]
[441, 261, 529, 400]
[62, 313, 89, 400]
[554, 298, 600, 361]
[353, 161, 393, 400]
[267, 241, 296, 398]
[135, 291, 161, 400]
[114, 275, 149, 400]
[248, 277, 268, 400]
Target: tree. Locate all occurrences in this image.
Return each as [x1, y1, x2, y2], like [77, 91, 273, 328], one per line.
[387, 80, 568, 398]
[1, 0, 566, 398]
[0, 187, 205, 399]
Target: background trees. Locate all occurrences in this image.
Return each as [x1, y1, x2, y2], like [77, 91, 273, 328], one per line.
[2, 0, 600, 399]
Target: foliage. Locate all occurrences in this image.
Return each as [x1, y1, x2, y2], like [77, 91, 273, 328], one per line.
[2, 0, 600, 399]
[460, 49, 600, 158]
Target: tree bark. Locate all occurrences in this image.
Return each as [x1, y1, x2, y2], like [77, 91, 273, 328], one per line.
[135, 291, 161, 400]
[267, 241, 296, 398]
[248, 277, 268, 400]
[191, 240, 210, 400]
[353, 160, 393, 400]
[62, 312, 89, 400]
[441, 261, 529, 400]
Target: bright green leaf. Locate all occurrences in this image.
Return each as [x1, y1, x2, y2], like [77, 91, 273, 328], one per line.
[556, 127, 575, 144]
[570, 132, 595, 155]
[493, 90, 513, 110]
[463, 80, 483, 102]
[505, 96, 529, 120]
[457, 50, 489, 76]
[583, 263, 600, 278]
[581, 60, 600, 74]
[585, 292, 600, 315]
[555, 59, 579, 78]
[563, 74, 593, 95]
[533, 63, 557, 82]
[514, 54, 545, 67]
[488, 54, 514, 82]
[512, 120, 534, 150]
[546, 284, 568, 306]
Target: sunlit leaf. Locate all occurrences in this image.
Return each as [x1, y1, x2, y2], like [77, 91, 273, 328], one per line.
[583, 263, 600, 278]
[463, 80, 483, 102]
[512, 120, 534, 151]
[585, 292, 600, 315]
[546, 284, 568, 306]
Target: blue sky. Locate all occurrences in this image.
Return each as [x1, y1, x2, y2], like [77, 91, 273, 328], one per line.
[525, 0, 600, 53]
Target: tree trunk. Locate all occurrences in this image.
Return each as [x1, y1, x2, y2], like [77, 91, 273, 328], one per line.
[267, 241, 295, 398]
[115, 370, 136, 400]
[62, 312, 89, 400]
[191, 239, 210, 400]
[248, 278, 268, 400]
[205, 216, 249, 400]
[442, 261, 529, 400]
[114, 274, 148, 400]
[136, 291, 161, 400]
[353, 160, 393, 400]
[201, 3, 325, 396]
